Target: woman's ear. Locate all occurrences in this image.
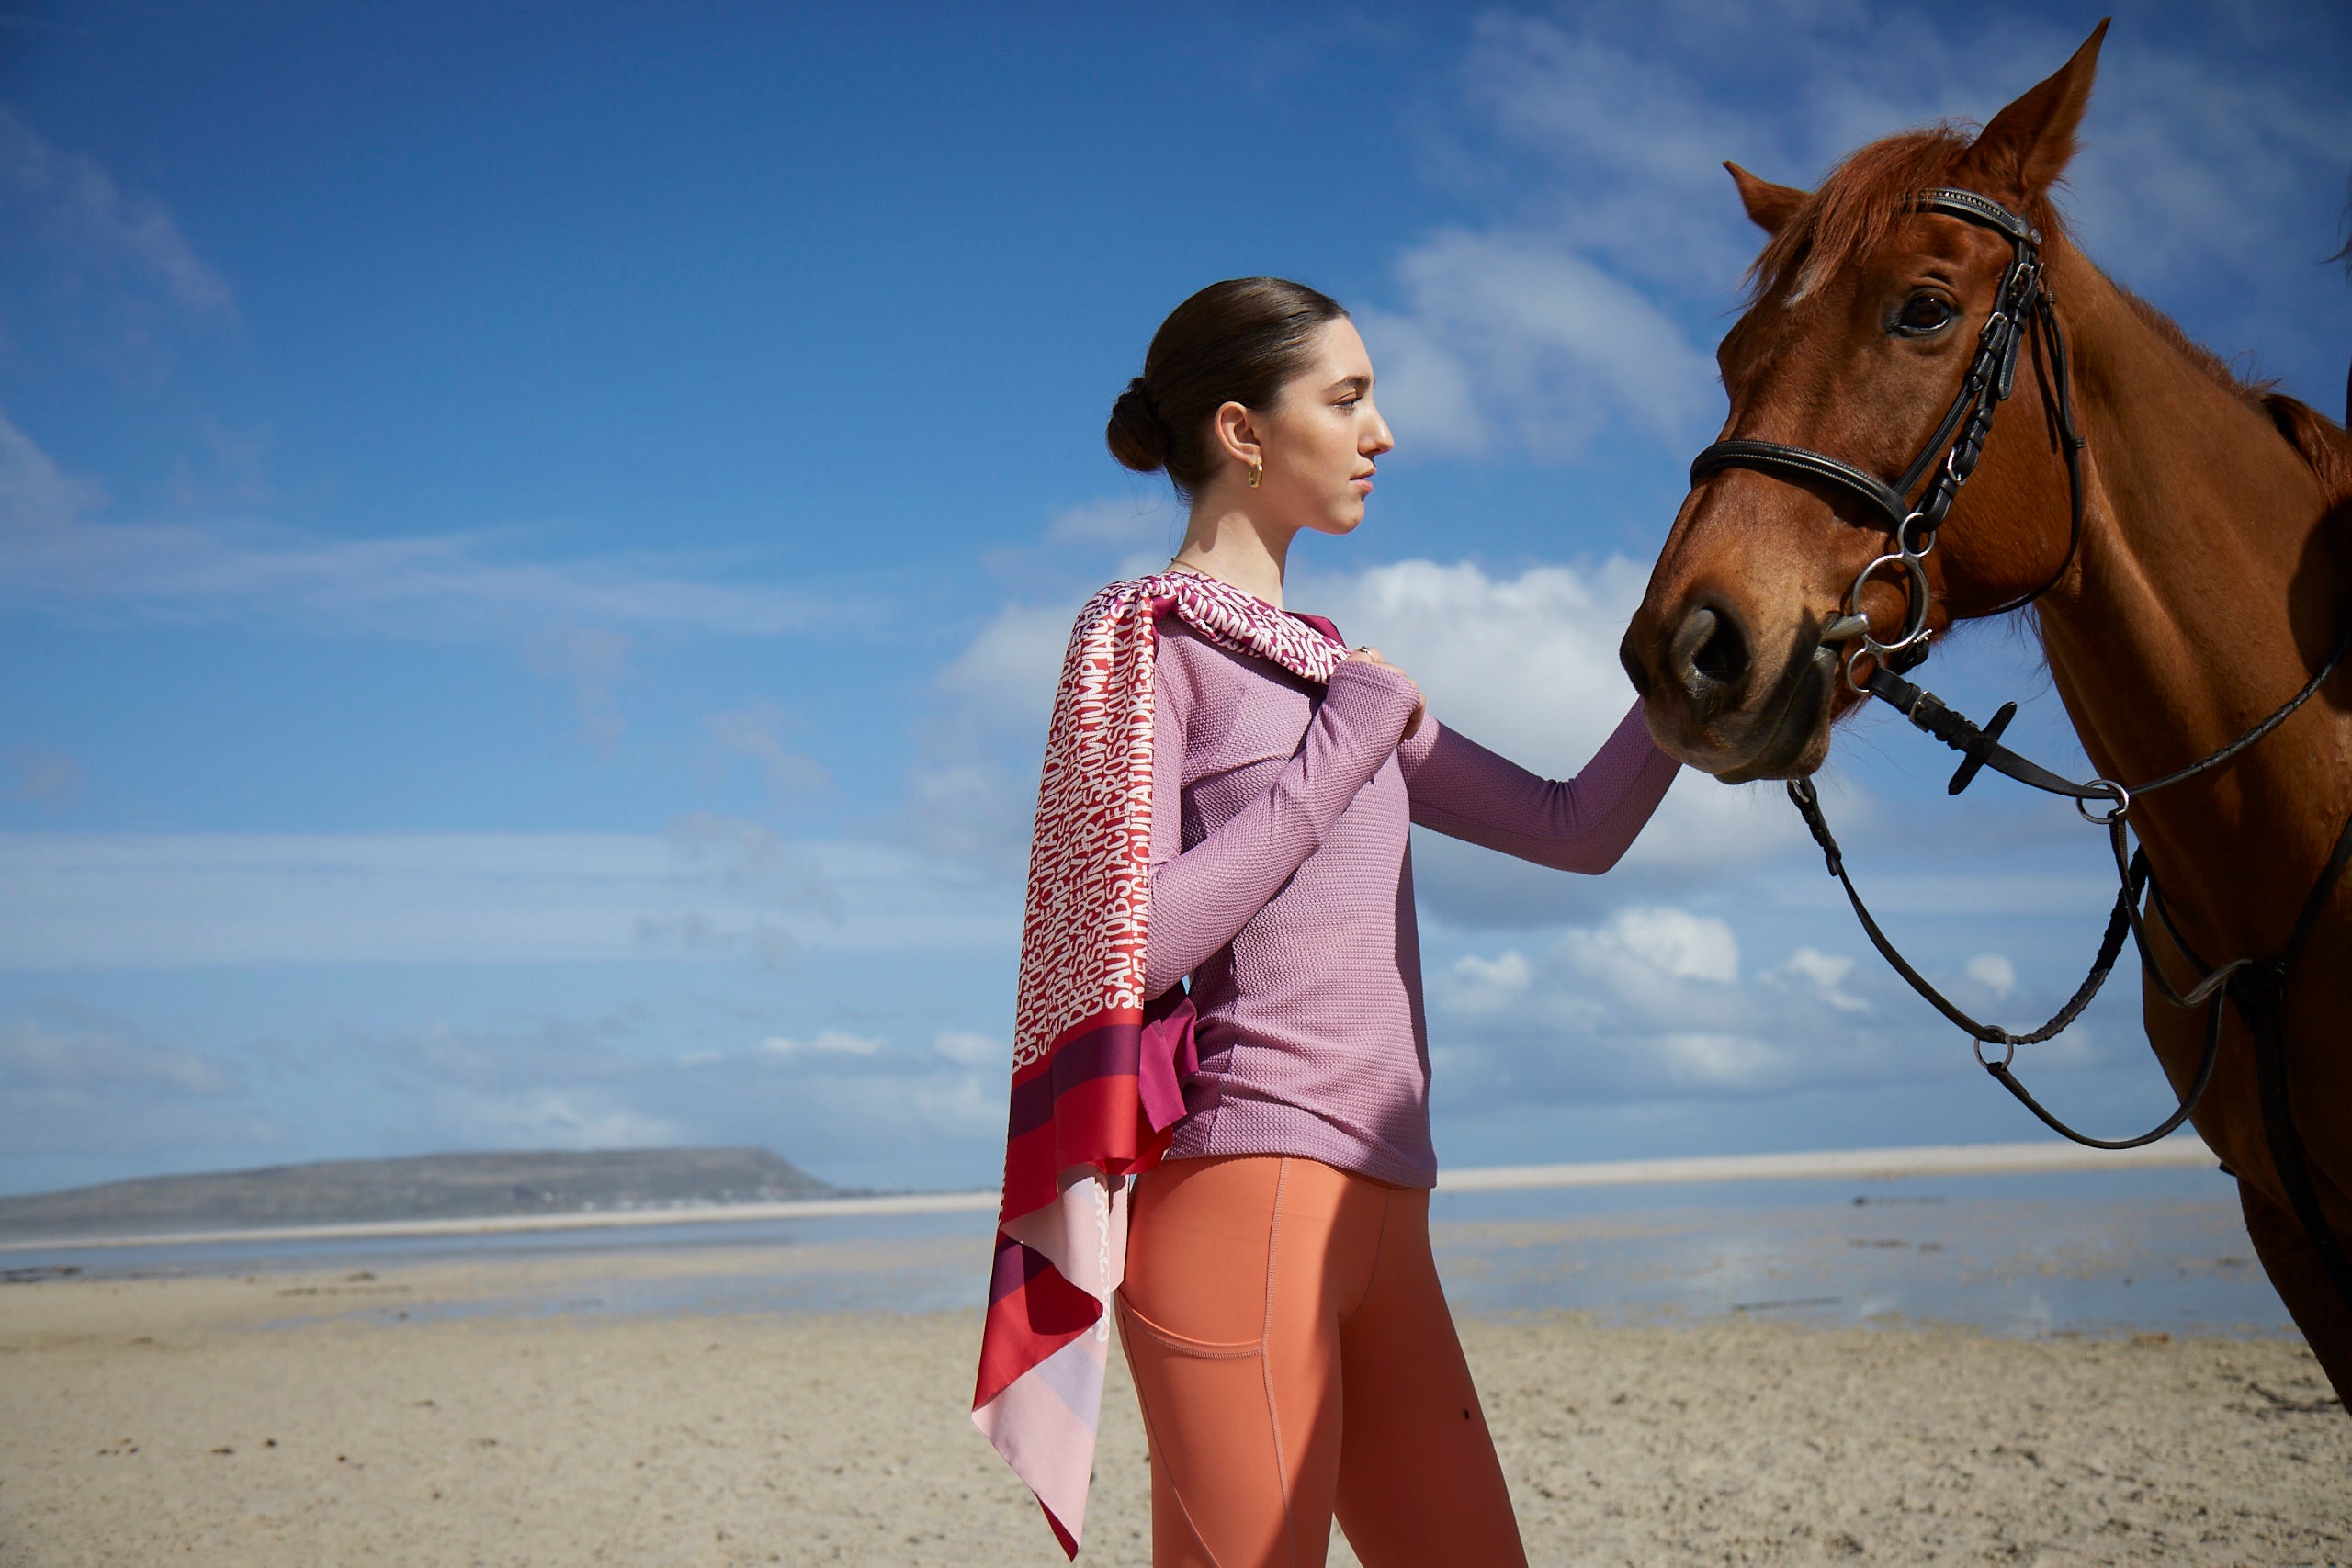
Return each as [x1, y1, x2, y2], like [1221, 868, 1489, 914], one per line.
[1209, 400, 1262, 477]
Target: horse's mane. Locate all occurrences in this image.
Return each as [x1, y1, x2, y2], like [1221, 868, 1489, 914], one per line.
[1746, 128, 2352, 507]
[2107, 288, 2352, 505]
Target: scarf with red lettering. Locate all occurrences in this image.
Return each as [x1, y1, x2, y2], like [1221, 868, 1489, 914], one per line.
[970, 570, 1345, 1556]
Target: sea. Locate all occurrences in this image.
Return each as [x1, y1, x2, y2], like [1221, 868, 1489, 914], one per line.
[0, 1163, 2298, 1340]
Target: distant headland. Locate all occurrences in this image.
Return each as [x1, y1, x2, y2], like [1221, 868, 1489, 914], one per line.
[0, 1147, 837, 1242]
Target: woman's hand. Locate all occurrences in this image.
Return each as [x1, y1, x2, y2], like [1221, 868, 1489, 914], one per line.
[1343, 645, 1426, 740]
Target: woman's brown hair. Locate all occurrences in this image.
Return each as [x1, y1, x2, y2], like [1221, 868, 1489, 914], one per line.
[1107, 277, 1348, 495]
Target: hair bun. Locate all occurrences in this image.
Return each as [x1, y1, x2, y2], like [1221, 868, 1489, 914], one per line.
[1105, 377, 1170, 474]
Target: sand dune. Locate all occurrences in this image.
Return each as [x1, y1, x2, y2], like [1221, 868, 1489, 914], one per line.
[0, 1250, 2343, 1567]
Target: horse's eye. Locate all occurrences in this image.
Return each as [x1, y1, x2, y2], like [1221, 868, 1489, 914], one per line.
[1896, 295, 1954, 336]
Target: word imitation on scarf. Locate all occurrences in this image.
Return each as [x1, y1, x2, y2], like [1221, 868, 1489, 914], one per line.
[970, 571, 1347, 1556]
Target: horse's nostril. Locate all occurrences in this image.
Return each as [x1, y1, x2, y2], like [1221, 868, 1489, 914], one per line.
[1695, 614, 1749, 684]
[1669, 604, 1752, 706]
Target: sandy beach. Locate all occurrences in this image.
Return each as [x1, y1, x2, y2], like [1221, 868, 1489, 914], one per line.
[1, 1243, 2345, 1568]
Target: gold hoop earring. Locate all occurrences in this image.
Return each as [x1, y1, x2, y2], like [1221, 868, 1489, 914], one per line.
[1247, 460, 1263, 490]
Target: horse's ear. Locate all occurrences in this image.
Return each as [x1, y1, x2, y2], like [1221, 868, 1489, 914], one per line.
[1725, 162, 1806, 236]
[1960, 18, 2109, 201]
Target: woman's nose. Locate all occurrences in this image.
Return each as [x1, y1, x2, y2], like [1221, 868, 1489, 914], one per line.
[1364, 409, 1395, 456]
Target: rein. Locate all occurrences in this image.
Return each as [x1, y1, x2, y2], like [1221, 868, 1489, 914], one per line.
[1684, 186, 2352, 1303]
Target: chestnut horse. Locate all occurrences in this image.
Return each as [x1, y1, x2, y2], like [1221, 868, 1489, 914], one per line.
[1621, 23, 2352, 1403]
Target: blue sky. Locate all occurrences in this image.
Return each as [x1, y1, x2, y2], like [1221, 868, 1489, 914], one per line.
[3, 0, 2347, 1194]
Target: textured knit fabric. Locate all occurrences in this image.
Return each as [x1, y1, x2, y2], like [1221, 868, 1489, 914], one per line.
[1115, 1155, 1527, 1568]
[1145, 618, 1679, 1190]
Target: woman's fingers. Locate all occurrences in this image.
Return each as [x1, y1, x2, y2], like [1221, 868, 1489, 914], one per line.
[1343, 646, 1424, 739]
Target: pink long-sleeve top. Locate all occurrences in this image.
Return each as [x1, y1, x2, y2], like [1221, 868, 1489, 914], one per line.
[1145, 615, 1680, 1189]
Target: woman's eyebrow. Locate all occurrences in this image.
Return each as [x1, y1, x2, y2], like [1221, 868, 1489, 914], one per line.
[1328, 374, 1372, 397]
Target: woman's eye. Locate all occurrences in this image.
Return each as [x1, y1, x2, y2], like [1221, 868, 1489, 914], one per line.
[1896, 295, 1955, 335]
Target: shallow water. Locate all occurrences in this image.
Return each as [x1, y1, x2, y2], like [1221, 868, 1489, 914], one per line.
[2, 1164, 2296, 1338]
[1429, 1170, 2285, 1337]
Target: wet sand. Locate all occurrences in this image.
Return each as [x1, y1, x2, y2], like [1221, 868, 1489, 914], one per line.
[0, 1250, 2344, 1568]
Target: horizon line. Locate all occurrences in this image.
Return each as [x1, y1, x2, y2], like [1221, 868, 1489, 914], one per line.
[0, 1135, 2216, 1254]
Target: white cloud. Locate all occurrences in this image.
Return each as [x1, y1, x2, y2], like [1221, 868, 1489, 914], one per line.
[0, 826, 1016, 971]
[0, 412, 105, 539]
[1569, 905, 1741, 986]
[936, 599, 1076, 742]
[0, 103, 234, 320]
[526, 626, 632, 750]
[1443, 950, 1533, 1013]
[1305, 558, 1646, 761]
[1965, 952, 2018, 999]
[899, 759, 1035, 872]
[1424, 897, 1965, 1103]
[1045, 497, 1180, 558]
[1362, 230, 1715, 457]
[932, 1030, 1003, 1066]
[912, 588, 1092, 872]
[926, 555, 1815, 919]
[368, 1011, 1000, 1179]
[0, 410, 839, 638]
[0, 1010, 235, 1096]
[1302, 558, 1802, 921]
[1770, 946, 1871, 1013]
[0, 1004, 277, 1162]
[706, 699, 831, 795]
[755, 1029, 884, 1058]
[1651, 1031, 1781, 1091]
[428, 1088, 682, 1151]
[1367, 5, 2352, 465]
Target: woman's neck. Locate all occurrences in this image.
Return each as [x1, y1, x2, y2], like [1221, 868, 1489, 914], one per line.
[1170, 501, 1296, 608]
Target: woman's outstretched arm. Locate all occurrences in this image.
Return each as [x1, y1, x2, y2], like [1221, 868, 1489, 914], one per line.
[1141, 657, 1419, 998]
[1398, 702, 1679, 874]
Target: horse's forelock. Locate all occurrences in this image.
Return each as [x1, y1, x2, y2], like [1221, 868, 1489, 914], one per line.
[1745, 128, 2009, 307]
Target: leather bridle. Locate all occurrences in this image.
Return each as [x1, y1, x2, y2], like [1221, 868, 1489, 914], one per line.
[1690, 187, 2087, 691]
[1678, 186, 2352, 1308]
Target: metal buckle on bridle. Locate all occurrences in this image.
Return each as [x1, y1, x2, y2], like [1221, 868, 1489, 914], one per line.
[1689, 186, 2074, 705]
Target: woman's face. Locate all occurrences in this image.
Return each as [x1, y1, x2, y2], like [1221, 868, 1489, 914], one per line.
[1254, 317, 1394, 536]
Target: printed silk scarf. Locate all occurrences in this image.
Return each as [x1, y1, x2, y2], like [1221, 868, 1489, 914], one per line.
[970, 570, 1346, 1556]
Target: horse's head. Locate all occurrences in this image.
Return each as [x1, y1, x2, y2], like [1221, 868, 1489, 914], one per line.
[1622, 24, 2108, 783]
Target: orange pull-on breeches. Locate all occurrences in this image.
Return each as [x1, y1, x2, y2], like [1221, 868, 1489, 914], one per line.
[1114, 1155, 1527, 1568]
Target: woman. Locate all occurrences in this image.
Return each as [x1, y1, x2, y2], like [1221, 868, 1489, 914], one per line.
[974, 278, 1678, 1566]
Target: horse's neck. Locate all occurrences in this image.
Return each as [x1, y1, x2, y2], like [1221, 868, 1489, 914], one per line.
[2031, 245, 2343, 927]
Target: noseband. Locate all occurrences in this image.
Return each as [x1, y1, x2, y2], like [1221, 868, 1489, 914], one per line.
[1688, 187, 2086, 689]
